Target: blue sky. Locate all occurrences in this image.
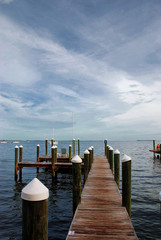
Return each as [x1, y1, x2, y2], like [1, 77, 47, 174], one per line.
[0, 0, 161, 140]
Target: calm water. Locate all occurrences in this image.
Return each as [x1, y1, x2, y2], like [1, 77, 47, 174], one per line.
[0, 140, 161, 239]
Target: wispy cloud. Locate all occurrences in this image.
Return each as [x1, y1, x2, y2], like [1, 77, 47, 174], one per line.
[0, 1, 161, 140]
[0, 0, 14, 4]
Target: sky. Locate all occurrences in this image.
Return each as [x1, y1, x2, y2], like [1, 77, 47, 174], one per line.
[0, 0, 161, 141]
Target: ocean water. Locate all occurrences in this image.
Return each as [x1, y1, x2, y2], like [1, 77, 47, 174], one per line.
[0, 140, 161, 239]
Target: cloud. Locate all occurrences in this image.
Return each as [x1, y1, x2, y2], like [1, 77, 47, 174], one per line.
[76, 3, 161, 74]
[1, 1, 161, 140]
[116, 79, 154, 104]
[0, 0, 14, 4]
[0, 15, 41, 86]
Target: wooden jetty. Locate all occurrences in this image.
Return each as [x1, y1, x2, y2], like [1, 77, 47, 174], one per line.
[14, 140, 84, 180]
[149, 140, 161, 159]
[66, 156, 138, 240]
[18, 156, 84, 171]
[149, 149, 161, 159]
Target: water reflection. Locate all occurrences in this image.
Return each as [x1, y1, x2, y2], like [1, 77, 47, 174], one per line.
[2, 140, 161, 239]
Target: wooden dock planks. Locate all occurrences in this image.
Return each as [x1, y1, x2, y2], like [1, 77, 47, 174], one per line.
[66, 156, 138, 240]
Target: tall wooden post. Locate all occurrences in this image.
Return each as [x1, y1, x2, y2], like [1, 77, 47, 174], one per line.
[51, 146, 55, 178]
[114, 149, 120, 187]
[109, 146, 114, 173]
[106, 145, 109, 160]
[45, 139, 48, 156]
[69, 145, 72, 161]
[72, 155, 82, 215]
[104, 139, 107, 156]
[19, 145, 23, 180]
[15, 146, 19, 181]
[55, 146, 57, 163]
[78, 138, 80, 156]
[73, 139, 75, 156]
[37, 144, 40, 173]
[21, 178, 49, 240]
[84, 150, 90, 184]
[91, 146, 94, 163]
[51, 138, 54, 146]
[88, 147, 92, 172]
[153, 140, 155, 159]
[122, 154, 131, 218]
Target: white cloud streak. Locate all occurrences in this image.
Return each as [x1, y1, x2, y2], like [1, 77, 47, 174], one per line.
[0, 0, 14, 4]
[0, 2, 161, 140]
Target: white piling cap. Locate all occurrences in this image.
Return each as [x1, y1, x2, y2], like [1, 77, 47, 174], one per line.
[52, 145, 55, 149]
[88, 147, 92, 151]
[73, 138, 75, 140]
[91, 146, 94, 149]
[109, 146, 113, 150]
[21, 178, 49, 201]
[15, 145, 18, 148]
[84, 149, 90, 154]
[69, 144, 72, 147]
[20, 145, 23, 148]
[122, 154, 131, 162]
[114, 149, 120, 154]
[37, 144, 40, 147]
[71, 155, 82, 163]
[159, 192, 161, 201]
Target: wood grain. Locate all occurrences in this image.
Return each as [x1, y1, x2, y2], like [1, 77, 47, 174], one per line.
[66, 156, 138, 240]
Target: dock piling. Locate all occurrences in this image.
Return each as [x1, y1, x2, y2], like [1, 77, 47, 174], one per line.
[72, 139, 75, 156]
[78, 138, 80, 155]
[69, 145, 72, 161]
[36, 144, 40, 173]
[21, 178, 49, 240]
[114, 149, 120, 187]
[19, 145, 23, 180]
[15, 146, 19, 181]
[104, 139, 107, 156]
[45, 139, 48, 156]
[106, 145, 109, 160]
[153, 140, 156, 159]
[109, 146, 114, 173]
[72, 155, 82, 215]
[91, 146, 94, 163]
[122, 154, 131, 218]
[55, 146, 57, 163]
[84, 150, 90, 184]
[51, 138, 54, 146]
[88, 147, 92, 171]
[51, 146, 55, 178]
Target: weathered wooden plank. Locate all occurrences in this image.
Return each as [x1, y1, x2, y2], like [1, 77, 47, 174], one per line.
[39, 155, 84, 162]
[149, 149, 161, 153]
[18, 162, 52, 168]
[18, 161, 83, 169]
[67, 234, 137, 240]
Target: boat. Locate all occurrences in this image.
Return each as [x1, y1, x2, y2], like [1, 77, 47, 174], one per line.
[48, 141, 58, 145]
[0, 141, 7, 144]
